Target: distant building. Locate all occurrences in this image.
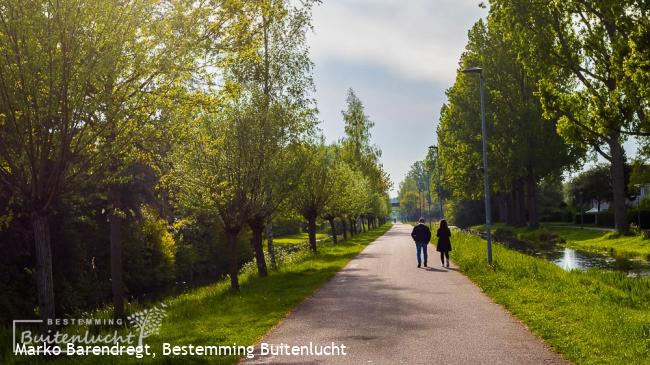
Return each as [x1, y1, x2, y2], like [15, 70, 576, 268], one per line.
[584, 183, 650, 214]
[390, 198, 399, 221]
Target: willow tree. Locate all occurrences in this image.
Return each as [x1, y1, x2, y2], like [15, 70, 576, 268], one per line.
[0, 0, 184, 321]
[490, 0, 647, 232]
[291, 143, 340, 253]
[94, 0, 214, 320]
[229, 0, 318, 277]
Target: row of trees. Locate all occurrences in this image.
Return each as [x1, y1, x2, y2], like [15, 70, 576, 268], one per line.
[0, 0, 390, 324]
[407, 1, 650, 230]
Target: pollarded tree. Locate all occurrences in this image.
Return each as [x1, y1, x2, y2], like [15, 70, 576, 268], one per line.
[0, 0, 188, 321]
[173, 95, 264, 291]
[291, 142, 340, 253]
[227, 0, 318, 277]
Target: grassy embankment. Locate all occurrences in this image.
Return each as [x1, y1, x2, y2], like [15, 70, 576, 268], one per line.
[2, 224, 392, 365]
[472, 222, 650, 258]
[273, 232, 327, 246]
[452, 231, 650, 364]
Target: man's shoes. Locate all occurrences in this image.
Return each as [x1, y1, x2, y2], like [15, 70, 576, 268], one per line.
[446, 262, 450, 268]
[424, 263, 428, 267]
[417, 263, 421, 268]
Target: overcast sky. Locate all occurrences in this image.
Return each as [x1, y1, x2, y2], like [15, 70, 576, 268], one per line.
[308, 0, 487, 195]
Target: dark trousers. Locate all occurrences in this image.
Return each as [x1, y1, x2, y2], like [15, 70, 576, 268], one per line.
[416, 242, 428, 265]
[440, 251, 449, 263]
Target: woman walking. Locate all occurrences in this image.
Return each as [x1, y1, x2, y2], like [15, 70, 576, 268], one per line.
[436, 219, 452, 268]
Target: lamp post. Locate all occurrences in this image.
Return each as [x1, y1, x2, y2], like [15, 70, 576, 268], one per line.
[462, 67, 492, 264]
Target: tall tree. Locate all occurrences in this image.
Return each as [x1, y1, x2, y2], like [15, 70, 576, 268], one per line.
[490, 0, 647, 232]
[437, 19, 578, 228]
[234, 0, 318, 277]
[0, 0, 187, 321]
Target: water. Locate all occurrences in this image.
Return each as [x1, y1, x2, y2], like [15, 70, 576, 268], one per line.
[495, 237, 650, 277]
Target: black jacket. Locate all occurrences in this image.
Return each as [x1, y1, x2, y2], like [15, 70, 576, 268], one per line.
[411, 223, 432, 244]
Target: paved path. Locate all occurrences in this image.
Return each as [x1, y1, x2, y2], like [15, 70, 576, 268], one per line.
[243, 224, 567, 365]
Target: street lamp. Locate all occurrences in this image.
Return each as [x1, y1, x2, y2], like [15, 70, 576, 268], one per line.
[462, 67, 492, 264]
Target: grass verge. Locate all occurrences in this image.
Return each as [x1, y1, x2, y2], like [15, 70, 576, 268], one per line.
[452, 231, 650, 364]
[2, 224, 392, 365]
[273, 232, 328, 246]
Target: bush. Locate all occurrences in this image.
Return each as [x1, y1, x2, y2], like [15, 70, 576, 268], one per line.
[123, 207, 177, 299]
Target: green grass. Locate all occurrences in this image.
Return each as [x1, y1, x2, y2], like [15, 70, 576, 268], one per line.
[273, 232, 328, 246]
[451, 231, 650, 364]
[472, 223, 650, 258]
[2, 224, 392, 365]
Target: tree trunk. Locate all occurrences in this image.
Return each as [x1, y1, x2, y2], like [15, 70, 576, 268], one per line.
[328, 217, 338, 244]
[31, 212, 55, 322]
[307, 216, 318, 252]
[108, 199, 125, 320]
[249, 217, 268, 277]
[526, 167, 539, 228]
[506, 187, 515, 226]
[341, 219, 348, 240]
[497, 194, 508, 223]
[513, 179, 526, 226]
[266, 220, 277, 270]
[225, 227, 241, 290]
[349, 218, 355, 236]
[609, 137, 629, 233]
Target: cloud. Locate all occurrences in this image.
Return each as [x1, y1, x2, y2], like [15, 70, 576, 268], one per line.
[309, 0, 486, 85]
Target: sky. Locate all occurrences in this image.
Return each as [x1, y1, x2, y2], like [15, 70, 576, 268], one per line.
[307, 0, 641, 196]
[307, 0, 487, 196]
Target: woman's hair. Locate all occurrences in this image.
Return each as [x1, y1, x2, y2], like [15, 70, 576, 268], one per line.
[440, 219, 448, 229]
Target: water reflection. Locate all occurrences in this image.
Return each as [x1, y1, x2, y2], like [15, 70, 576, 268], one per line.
[496, 240, 650, 277]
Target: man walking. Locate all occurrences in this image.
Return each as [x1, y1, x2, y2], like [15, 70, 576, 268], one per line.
[410, 218, 431, 268]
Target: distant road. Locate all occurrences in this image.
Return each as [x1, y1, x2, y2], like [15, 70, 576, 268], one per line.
[243, 224, 567, 364]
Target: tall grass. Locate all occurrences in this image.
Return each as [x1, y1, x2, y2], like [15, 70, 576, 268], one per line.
[452, 231, 650, 364]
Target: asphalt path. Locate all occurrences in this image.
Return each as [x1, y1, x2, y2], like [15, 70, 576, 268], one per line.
[243, 223, 567, 365]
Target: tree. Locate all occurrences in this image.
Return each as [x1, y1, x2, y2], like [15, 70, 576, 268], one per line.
[173, 96, 262, 291]
[436, 18, 578, 228]
[568, 165, 613, 214]
[0, 0, 187, 322]
[231, 0, 318, 277]
[340, 89, 392, 229]
[490, 0, 648, 232]
[291, 143, 340, 253]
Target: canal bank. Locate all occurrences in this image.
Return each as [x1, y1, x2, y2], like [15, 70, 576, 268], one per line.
[450, 231, 650, 365]
[470, 223, 650, 276]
